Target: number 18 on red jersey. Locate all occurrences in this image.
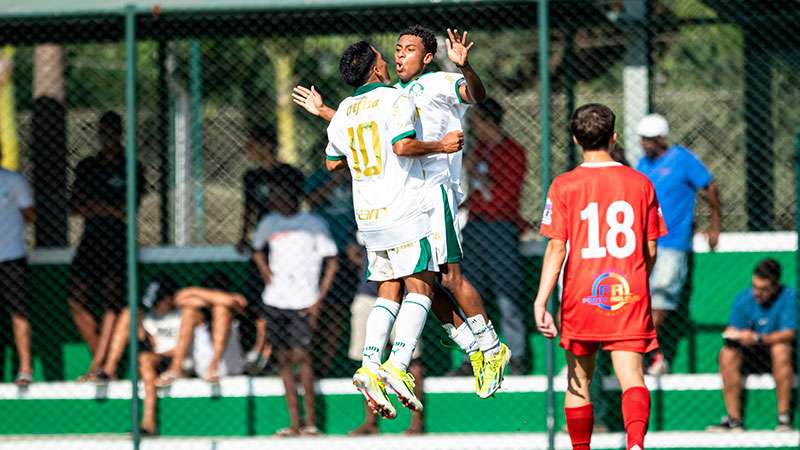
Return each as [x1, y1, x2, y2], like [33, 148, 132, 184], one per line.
[540, 163, 667, 342]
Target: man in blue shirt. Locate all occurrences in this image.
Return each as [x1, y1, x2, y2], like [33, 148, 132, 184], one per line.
[636, 114, 722, 375]
[708, 259, 796, 432]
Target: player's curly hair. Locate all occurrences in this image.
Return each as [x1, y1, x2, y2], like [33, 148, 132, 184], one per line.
[339, 41, 377, 87]
[570, 103, 616, 150]
[399, 25, 437, 56]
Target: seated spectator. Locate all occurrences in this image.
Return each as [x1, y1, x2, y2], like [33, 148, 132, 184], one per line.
[96, 274, 180, 383]
[252, 166, 338, 437]
[158, 272, 247, 385]
[94, 274, 181, 435]
[708, 259, 796, 432]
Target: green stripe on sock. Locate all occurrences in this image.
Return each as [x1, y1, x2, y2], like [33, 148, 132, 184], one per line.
[374, 305, 397, 319]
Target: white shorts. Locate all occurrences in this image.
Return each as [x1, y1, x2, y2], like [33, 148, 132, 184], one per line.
[366, 237, 438, 282]
[348, 293, 423, 361]
[428, 184, 463, 266]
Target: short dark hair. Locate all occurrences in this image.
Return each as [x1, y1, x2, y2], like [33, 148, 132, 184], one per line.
[474, 98, 504, 125]
[753, 258, 781, 283]
[99, 111, 123, 135]
[399, 25, 437, 56]
[570, 103, 616, 150]
[340, 41, 377, 87]
[201, 270, 232, 292]
[248, 124, 277, 148]
[270, 164, 305, 197]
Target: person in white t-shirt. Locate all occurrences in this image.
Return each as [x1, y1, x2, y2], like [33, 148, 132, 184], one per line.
[252, 166, 338, 437]
[157, 272, 247, 386]
[0, 152, 35, 387]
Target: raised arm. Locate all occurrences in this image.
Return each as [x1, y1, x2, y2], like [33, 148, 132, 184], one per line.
[292, 85, 336, 122]
[446, 29, 486, 104]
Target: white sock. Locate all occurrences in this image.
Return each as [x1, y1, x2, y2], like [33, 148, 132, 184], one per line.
[362, 298, 400, 373]
[443, 322, 478, 355]
[467, 314, 500, 357]
[388, 292, 432, 372]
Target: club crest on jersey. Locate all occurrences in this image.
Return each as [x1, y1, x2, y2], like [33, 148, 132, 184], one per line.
[409, 83, 425, 97]
[582, 272, 640, 312]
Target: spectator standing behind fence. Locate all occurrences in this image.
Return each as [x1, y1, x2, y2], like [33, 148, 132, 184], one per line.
[305, 162, 360, 376]
[462, 98, 528, 374]
[707, 259, 796, 432]
[0, 147, 35, 387]
[237, 125, 293, 372]
[68, 111, 145, 382]
[635, 113, 721, 375]
[252, 167, 338, 436]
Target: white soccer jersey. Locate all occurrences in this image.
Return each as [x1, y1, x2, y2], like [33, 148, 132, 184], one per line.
[326, 82, 431, 250]
[396, 72, 470, 202]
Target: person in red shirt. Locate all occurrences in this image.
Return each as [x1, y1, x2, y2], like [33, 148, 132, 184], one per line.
[462, 98, 528, 373]
[534, 104, 667, 450]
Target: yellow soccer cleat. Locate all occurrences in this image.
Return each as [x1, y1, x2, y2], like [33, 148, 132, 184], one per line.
[353, 367, 396, 419]
[469, 351, 484, 396]
[378, 360, 423, 412]
[479, 343, 511, 399]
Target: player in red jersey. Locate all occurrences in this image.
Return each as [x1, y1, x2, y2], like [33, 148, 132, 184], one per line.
[534, 104, 667, 450]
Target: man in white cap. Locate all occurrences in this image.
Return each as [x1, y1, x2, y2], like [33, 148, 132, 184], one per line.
[635, 114, 721, 375]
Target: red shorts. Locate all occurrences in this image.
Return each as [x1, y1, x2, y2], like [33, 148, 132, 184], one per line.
[561, 337, 659, 356]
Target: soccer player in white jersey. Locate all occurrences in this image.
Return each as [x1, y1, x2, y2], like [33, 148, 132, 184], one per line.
[326, 41, 464, 418]
[293, 26, 510, 398]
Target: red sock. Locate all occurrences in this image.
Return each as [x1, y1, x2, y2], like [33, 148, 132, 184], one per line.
[565, 403, 593, 450]
[622, 386, 650, 450]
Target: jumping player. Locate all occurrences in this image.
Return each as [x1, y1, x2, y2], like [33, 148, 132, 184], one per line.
[293, 26, 509, 398]
[533, 104, 667, 450]
[326, 41, 463, 418]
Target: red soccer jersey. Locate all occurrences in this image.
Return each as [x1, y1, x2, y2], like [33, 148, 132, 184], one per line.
[540, 162, 667, 342]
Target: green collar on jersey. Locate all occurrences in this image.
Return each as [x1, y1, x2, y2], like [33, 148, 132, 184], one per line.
[353, 82, 389, 96]
[397, 71, 434, 88]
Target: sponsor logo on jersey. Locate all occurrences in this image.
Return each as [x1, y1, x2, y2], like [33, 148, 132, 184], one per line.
[582, 272, 640, 312]
[542, 198, 553, 225]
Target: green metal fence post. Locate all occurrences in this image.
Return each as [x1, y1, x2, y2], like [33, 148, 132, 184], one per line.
[124, 5, 140, 449]
[538, 1, 555, 449]
[795, 131, 800, 430]
[190, 40, 205, 242]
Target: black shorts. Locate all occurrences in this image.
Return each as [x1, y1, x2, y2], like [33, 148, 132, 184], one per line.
[724, 339, 795, 374]
[264, 305, 312, 351]
[71, 236, 126, 280]
[70, 231, 126, 311]
[0, 258, 28, 316]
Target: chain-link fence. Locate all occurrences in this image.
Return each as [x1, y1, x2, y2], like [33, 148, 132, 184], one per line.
[0, 1, 798, 449]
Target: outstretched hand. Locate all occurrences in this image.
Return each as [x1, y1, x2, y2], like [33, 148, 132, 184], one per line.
[292, 85, 324, 116]
[446, 28, 475, 67]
